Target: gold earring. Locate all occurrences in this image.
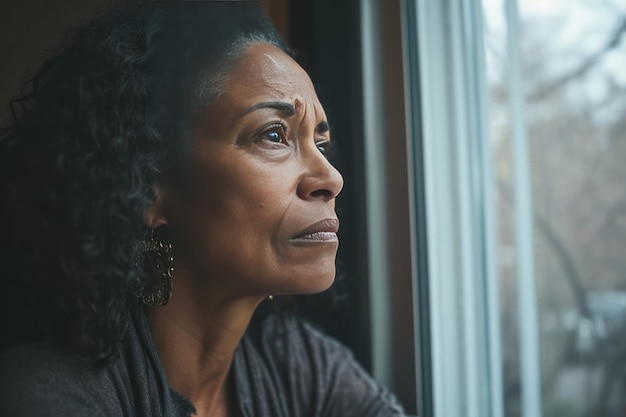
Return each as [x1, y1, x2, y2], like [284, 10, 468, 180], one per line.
[140, 229, 174, 307]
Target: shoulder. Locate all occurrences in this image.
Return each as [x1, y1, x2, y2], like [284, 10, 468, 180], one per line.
[241, 314, 407, 417]
[0, 343, 109, 417]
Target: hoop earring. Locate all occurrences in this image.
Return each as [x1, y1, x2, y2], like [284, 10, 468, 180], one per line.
[140, 229, 174, 307]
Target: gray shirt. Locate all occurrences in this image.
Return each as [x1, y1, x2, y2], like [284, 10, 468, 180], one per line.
[0, 304, 407, 417]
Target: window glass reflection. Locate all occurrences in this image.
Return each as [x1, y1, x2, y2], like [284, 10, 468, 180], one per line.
[483, 0, 626, 415]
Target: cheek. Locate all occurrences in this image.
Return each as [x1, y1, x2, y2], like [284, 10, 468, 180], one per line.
[203, 154, 300, 230]
[167, 156, 297, 278]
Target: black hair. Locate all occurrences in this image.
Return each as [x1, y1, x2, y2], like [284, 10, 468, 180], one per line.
[0, 1, 286, 359]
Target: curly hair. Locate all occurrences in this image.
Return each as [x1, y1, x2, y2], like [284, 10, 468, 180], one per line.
[0, 1, 286, 359]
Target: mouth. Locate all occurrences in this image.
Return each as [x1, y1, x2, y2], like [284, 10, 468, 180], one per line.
[289, 218, 340, 243]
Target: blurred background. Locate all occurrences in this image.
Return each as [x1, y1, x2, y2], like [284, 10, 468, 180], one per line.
[484, 0, 626, 415]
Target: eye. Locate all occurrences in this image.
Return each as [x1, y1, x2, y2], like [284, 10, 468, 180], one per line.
[261, 123, 287, 144]
[316, 140, 332, 156]
[266, 130, 282, 143]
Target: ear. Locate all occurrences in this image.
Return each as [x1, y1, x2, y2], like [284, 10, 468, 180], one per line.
[143, 184, 169, 229]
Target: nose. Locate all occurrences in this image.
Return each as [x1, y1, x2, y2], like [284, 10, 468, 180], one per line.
[297, 147, 344, 202]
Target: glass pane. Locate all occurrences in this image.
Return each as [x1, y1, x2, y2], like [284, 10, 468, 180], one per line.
[483, 0, 626, 416]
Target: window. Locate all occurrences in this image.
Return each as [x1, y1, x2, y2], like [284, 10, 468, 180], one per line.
[484, 0, 626, 416]
[399, 0, 626, 415]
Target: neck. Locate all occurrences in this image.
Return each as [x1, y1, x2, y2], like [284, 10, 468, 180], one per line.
[146, 274, 265, 417]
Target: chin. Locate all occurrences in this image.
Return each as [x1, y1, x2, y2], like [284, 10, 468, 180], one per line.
[276, 264, 337, 296]
[301, 271, 336, 295]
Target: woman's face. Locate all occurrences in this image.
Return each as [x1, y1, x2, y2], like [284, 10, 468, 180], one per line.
[163, 43, 343, 297]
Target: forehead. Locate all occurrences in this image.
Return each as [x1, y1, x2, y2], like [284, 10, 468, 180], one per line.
[219, 43, 321, 112]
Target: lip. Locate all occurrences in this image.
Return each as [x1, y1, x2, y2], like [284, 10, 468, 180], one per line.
[289, 218, 340, 243]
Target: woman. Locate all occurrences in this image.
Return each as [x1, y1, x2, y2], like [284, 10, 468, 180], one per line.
[0, 2, 408, 416]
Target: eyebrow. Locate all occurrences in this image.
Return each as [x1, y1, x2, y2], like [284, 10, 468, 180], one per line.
[243, 101, 331, 135]
[317, 121, 330, 134]
[243, 101, 296, 116]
